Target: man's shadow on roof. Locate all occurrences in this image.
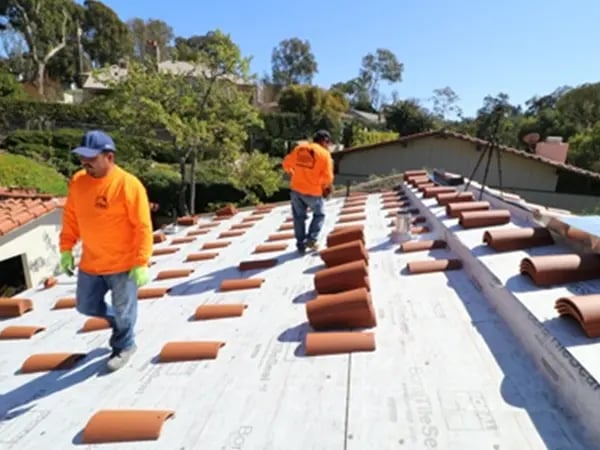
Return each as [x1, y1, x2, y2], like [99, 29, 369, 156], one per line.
[167, 250, 302, 296]
[0, 347, 109, 422]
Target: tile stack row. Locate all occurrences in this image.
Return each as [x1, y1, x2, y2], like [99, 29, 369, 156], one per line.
[481, 224, 600, 338]
[387, 176, 463, 274]
[300, 193, 376, 356]
[408, 168, 600, 340]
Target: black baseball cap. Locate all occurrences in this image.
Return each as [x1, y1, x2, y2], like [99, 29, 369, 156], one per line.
[313, 130, 332, 142]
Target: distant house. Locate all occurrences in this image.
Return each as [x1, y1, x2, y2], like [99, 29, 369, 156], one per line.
[332, 129, 600, 213]
[0, 188, 65, 295]
[79, 60, 278, 108]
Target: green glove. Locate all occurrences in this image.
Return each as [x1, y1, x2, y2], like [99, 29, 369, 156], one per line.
[129, 266, 150, 287]
[60, 251, 75, 275]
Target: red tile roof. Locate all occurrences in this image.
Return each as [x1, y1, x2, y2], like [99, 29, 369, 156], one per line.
[0, 187, 65, 237]
[333, 129, 600, 182]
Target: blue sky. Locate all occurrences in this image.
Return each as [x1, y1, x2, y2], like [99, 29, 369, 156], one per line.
[101, 0, 600, 118]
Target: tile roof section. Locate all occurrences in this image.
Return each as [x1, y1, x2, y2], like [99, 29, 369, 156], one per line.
[0, 187, 65, 237]
[333, 129, 600, 182]
[0, 178, 595, 448]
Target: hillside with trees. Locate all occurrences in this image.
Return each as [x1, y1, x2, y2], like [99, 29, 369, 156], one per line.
[0, 0, 597, 219]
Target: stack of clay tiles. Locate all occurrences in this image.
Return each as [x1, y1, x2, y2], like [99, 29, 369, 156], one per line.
[302, 193, 376, 356]
[405, 172, 513, 228]
[473, 199, 600, 338]
[383, 182, 429, 235]
[398, 171, 463, 274]
[0, 200, 290, 446]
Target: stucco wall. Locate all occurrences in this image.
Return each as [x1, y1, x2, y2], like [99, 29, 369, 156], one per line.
[0, 210, 63, 288]
[334, 136, 558, 192]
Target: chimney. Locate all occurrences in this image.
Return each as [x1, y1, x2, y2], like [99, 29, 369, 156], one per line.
[535, 136, 569, 164]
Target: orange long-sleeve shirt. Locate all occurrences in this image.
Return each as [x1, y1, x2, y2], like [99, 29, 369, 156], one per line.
[282, 141, 334, 196]
[59, 166, 153, 275]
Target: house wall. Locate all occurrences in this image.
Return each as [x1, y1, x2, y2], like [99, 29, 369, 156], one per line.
[334, 136, 558, 191]
[0, 210, 63, 288]
[506, 189, 599, 214]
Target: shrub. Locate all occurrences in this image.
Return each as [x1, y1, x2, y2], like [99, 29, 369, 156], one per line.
[0, 152, 68, 195]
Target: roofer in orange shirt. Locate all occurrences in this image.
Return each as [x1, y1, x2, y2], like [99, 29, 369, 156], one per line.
[59, 130, 153, 372]
[282, 129, 335, 254]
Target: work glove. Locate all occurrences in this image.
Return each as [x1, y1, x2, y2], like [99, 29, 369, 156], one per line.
[60, 251, 75, 276]
[129, 266, 150, 287]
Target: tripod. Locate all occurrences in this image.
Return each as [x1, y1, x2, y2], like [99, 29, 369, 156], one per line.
[463, 105, 505, 200]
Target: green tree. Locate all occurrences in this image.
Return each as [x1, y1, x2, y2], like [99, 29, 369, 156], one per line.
[0, 0, 77, 96]
[568, 123, 600, 172]
[271, 38, 318, 85]
[430, 87, 463, 121]
[0, 67, 25, 97]
[102, 30, 264, 215]
[385, 99, 436, 135]
[228, 150, 283, 204]
[82, 0, 131, 68]
[278, 84, 348, 141]
[358, 48, 403, 110]
[127, 17, 173, 63]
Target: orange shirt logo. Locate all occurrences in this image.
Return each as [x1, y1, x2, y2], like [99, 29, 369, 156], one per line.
[295, 148, 316, 169]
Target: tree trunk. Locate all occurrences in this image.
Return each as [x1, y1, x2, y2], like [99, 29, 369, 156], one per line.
[189, 148, 197, 215]
[36, 62, 45, 98]
[178, 155, 188, 217]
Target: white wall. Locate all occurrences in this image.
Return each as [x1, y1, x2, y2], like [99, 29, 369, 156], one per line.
[335, 136, 559, 192]
[0, 209, 63, 289]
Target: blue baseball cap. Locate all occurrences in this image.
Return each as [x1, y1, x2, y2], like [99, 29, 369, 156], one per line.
[72, 130, 116, 158]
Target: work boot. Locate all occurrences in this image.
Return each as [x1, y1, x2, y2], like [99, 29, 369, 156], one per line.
[106, 345, 137, 372]
[306, 240, 319, 252]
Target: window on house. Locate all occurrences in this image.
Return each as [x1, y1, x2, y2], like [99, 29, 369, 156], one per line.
[0, 254, 27, 297]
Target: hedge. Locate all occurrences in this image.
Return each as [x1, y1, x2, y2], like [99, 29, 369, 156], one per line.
[0, 152, 68, 195]
[4, 128, 177, 179]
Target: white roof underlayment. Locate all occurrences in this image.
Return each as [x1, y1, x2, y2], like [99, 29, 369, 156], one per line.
[0, 182, 596, 449]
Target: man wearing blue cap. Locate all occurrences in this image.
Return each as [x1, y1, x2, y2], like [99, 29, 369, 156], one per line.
[59, 130, 154, 372]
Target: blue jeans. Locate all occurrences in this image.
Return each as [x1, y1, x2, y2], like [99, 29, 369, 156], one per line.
[290, 190, 325, 250]
[76, 270, 138, 352]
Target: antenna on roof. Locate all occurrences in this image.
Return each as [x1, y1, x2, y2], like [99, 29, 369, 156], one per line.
[522, 132, 540, 153]
[463, 104, 506, 200]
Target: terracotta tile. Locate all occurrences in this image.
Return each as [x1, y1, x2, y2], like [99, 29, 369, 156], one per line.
[306, 287, 376, 330]
[202, 241, 231, 250]
[219, 230, 245, 238]
[53, 297, 76, 309]
[171, 237, 196, 245]
[305, 331, 376, 356]
[0, 298, 33, 317]
[520, 254, 600, 286]
[555, 295, 600, 338]
[185, 252, 219, 262]
[219, 278, 264, 291]
[459, 210, 511, 228]
[399, 240, 447, 252]
[254, 243, 288, 253]
[155, 269, 194, 280]
[483, 227, 554, 252]
[267, 232, 295, 242]
[138, 288, 171, 300]
[238, 258, 278, 271]
[194, 304, 247, 320]
[20, 352, 86, 373]
[81, 317, 111, 332]
[152, 247, 180, 256]
[158, 341, 225, 362]
[407, 259, 463, 274]
[0, 325, 45, 339]
[81, 410, 175, 444]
